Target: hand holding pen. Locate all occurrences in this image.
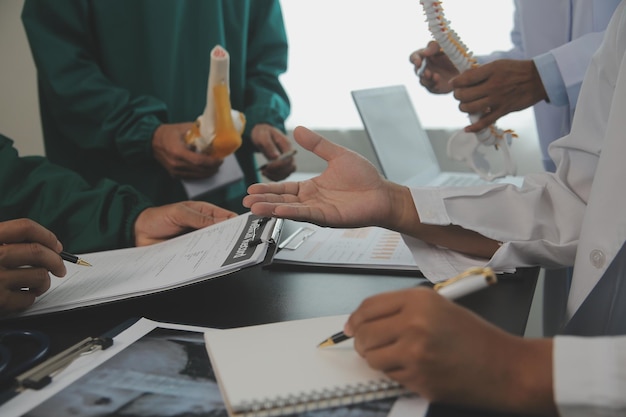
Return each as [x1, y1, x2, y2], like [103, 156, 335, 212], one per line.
[60, 251, 91, 267]
[320, 267, 548, 405]
[0, 219, 91, 316]
[318, 267, 496, 347]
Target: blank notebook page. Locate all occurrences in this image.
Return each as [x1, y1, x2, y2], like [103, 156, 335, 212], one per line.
[204, 314, 405, 416]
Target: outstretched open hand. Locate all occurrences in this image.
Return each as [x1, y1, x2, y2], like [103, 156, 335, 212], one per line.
[243, 126, 401, 229]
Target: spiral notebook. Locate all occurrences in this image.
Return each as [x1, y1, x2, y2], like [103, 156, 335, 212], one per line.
[203, 314, 408, 417]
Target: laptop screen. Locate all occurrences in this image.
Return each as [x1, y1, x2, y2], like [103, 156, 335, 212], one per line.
[351, 85, 441, 185]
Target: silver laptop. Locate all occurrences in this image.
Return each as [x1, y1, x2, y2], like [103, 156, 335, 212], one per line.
[351, 85, 524, 187]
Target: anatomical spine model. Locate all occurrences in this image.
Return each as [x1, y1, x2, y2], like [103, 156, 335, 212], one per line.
[420, 0, 517, 180]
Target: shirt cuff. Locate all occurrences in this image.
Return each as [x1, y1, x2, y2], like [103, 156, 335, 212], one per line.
[554, 336, 626, 417]
[533, 53, 568, 106]
[410, 187, 451, 225]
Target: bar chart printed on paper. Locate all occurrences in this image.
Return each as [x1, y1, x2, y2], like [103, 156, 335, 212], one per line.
[274, 221, 419, 271]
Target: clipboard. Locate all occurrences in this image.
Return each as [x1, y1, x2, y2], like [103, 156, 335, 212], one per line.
[5, 213, 281, 318]
[0, 318, 140, 408]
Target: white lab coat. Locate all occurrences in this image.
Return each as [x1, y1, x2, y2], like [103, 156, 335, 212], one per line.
[479, 0, 619, 172]
[407, 2, 626, 414]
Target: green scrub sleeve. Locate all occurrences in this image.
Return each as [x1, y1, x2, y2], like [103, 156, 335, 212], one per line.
[21, 1, 165, 162]
[0, 135, 153, 253]
[241, 0, 291, 140]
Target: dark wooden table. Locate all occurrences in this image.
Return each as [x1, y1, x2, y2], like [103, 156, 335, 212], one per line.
[1, 262, 538, 417]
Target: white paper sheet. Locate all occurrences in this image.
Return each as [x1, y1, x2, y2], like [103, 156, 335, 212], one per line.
[274, 220, 419, 271]
[8, 213, 276, 317]
[181, 154, 244, 198]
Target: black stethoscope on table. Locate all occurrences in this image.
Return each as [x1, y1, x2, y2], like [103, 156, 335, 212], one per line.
[0, 329, 50, 385]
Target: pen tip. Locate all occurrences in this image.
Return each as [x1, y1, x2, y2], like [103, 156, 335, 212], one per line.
[77, 259, 92, 267]
[317, 339, 333, 348]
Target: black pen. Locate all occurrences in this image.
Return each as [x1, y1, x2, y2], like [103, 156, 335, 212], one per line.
[317, 267, 497, 348]
[258, 149, 297, 171]
[60, 251, 92, 267]
[317, 331, 350, 348]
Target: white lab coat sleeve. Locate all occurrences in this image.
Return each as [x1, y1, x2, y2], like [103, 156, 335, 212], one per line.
[551, 31, 607, 110]
[405, 173, 586, 281]
[554, 336, 626, 416]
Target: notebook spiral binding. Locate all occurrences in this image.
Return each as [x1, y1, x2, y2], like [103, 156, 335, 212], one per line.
[234, 378, 408, 416]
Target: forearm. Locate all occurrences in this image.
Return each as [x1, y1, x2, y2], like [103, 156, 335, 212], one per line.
[503, 338, 556, 415]
[0, 135, 151, 252]
[386, 182, 501, 258]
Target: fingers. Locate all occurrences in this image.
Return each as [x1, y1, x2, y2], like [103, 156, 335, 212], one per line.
[169, 151, 224, 179]
[180, 201, 238, 223]
[134, 201, 240, 246]
[0, 268, 51, 295]
[252, 124, 291, 159]
[243, 183, 310, 218]
[358, 337, 410, 376]
[0, 218, 61, 252]
[250, 124, 297, 181]
[247, 181, 301, 197]
[0, 268, 51, 316]
[409, 41, 441, 63]
[244, 192, 305, 208]
[0, 289, 36, 316]
[0, 242, 67, 278]
[153, 122, 226, 179]
[260, 150, 297, 181]
[247, 202, 311, 219]
[260, 163, 297, 182]
[450, 64, 490, 89]
[464, 111, 502, 133]
[345, 289, 407, 336]
[450, 65, 503, 132]
[0, 219, 61, 316]
[292, 126, 346, 163]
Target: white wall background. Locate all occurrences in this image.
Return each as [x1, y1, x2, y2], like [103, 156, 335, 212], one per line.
[0, 0, 42, 156]
[279, 0, 533, 129]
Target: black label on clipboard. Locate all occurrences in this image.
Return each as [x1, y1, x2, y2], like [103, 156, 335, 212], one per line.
[222, 215, 272, 266]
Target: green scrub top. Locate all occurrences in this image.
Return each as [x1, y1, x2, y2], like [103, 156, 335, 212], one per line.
[0, 134, 151, 253]
[22, 0, 290, 211]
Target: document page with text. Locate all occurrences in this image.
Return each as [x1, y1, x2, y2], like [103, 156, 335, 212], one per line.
[10, 213, 277, 318]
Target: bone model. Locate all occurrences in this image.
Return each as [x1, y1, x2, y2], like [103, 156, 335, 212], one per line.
[420, 0, 517, 179]
[185, 45, 245, 158]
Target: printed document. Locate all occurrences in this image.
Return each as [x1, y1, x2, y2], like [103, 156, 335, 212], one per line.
[274, 220, 418, 271]
[9, 213, 278, 318]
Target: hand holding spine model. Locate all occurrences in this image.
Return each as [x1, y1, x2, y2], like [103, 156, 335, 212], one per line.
[420, 1, 516, 180]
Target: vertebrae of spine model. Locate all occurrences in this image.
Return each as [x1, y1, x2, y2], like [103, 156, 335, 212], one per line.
[420, 0, 514, 148]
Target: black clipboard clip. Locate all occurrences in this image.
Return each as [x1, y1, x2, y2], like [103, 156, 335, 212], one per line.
[0, 335, 112, 406]
[15, 336, 113, 391]
[0, 317, 141, 408]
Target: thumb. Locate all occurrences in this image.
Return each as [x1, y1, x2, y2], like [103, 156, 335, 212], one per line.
[293, 126, 348, 164]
